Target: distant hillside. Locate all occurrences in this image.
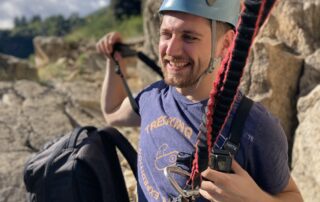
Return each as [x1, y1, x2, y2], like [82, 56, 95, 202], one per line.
[0, 6, 143, 58]
[65, 7, 143, 42]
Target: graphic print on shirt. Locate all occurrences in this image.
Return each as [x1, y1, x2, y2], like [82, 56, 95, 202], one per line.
[144, 115, 193, 139]
[138, 148, 161, 200]
[155, 144, 179, 171]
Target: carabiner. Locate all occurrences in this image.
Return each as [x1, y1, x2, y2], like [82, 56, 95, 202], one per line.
[164, 166, 200, 201]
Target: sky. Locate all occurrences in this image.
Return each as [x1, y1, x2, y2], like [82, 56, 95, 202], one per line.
[0, 0, 110, 30]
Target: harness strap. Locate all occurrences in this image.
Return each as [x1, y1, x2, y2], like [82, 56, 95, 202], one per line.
[223, 95, 253, 155]
[171, 95, 253, 201]
[176, 95, 253, 170]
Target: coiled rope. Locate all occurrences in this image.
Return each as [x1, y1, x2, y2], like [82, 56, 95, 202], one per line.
[190, 0, 279, 185]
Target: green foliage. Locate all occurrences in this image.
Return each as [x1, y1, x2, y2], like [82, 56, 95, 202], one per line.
[37, 59, 69, 81]
[111, 0, 142, 20]
[11, 14, 85, 37]
[65, 7, 143, 42]
[0, 6, 143, 58]
[114, 16, 143, 38]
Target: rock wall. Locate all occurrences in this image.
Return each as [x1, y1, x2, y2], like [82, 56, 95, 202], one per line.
[292, 85, 320, 200]
[138, 0, 162, 86]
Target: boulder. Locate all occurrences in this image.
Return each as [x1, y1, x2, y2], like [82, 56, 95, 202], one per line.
[260, 0, 320, 56]
[299, 49, 320, 97]
[241, 38, 303, 141]
[0, 54, 38, 81]
[292, 85, 320, 202]
[33, 36, 68, 68]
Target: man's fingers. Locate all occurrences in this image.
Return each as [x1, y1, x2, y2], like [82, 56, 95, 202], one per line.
[113, 52, 122, 61]
[231, 159, 244, 175]
[199, 189, 216, 201]
[201, 180, 223, 195]
[200, 180, 223, 202]
[96, 32, 122, 59]
[106, 35, 113, 54]
[201, 168, 225, 185]
[96, 37, 108, 55]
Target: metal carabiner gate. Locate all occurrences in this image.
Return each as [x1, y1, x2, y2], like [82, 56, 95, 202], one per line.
[164, 166, 200, 201]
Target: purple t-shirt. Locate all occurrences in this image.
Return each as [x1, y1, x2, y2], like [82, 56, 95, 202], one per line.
[135, 80, 290, 201]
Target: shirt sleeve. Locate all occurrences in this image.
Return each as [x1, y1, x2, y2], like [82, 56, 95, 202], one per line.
[246, 103, 290, 195]
[135, 80, 166, 117]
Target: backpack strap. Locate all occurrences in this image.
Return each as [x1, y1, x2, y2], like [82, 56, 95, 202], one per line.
[67, 126, 97, 148]
[97, 127, 138, 202]
[76, 127, 136, 202]
[99, 127, 137, 179]
[223, 95, 253, 155]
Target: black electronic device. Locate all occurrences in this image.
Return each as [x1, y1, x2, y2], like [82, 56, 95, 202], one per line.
[113, 43, 137, 58]
[209, 149, 233, 173]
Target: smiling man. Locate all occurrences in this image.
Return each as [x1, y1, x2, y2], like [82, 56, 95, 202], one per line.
[96, 0, 303, 201]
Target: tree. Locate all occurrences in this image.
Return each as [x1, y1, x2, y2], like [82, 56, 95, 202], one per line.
[43, 15, 69, 36]
[31, 15, 42, 23]
[68, 13, 85, 28]
[111, 0, 142, 20]
[14, 16, 28, 27]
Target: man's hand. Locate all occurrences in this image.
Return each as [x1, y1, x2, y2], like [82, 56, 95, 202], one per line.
[200, 159, 264, 202]
[96, 31, 123, 62]
[98, 31, 140, 126]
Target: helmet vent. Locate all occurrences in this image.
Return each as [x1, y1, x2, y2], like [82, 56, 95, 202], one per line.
[206, 0, 216, 6]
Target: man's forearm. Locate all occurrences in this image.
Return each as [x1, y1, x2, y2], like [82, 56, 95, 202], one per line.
[257, 177, 303, 202]
[273, 192, 304, 202]
[257, 191, 303, 202]
[100, 59, 127, 118]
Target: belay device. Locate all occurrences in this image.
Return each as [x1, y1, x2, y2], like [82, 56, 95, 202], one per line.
[163, 0, 279, 201]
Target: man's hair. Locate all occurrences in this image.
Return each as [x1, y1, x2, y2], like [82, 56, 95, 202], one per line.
[216, 21, 234, 38]
[159, 13, 234, 36]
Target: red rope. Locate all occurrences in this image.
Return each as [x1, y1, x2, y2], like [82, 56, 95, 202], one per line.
[189, 0, 273, 184]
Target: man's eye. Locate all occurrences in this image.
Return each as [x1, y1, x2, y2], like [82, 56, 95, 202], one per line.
[183, 35, 197, 41]
[160, 32, 171, 39]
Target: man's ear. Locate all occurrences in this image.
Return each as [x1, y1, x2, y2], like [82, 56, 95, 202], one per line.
[221, 29, 236, 57]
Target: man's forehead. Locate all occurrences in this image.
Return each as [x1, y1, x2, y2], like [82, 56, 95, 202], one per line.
[161, 11, 211, 29]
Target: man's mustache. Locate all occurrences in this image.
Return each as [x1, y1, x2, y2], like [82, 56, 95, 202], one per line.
[162, 55, 190, 62]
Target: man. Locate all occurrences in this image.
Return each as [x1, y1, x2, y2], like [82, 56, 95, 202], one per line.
[96, 0, 303, 201]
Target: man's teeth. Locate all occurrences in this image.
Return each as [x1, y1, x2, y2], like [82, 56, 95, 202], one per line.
[169, 61, 188, 67]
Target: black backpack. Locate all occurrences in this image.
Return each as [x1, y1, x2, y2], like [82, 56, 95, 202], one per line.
[23, 126, 139, 202]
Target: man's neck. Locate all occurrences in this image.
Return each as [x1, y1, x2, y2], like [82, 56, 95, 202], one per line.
[175, 73, 216, 103]
[175, 87, 209, 102]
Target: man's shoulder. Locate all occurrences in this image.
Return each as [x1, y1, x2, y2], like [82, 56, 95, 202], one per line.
[140, 80, 168, 95]
[136, 80, 169, 105]
[249, 101, 279, 126]
[246, 100, 287, 144]
[149, 80, 168, 89]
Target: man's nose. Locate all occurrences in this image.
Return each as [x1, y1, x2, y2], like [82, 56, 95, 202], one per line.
[166, 36, 183, 56]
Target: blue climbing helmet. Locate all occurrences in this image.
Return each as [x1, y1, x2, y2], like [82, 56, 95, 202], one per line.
[159, 0, 240, 28]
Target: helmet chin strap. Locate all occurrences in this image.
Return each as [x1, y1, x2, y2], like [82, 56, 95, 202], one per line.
[194, 20, 220, 89]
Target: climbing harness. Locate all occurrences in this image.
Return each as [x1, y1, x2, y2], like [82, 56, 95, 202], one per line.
[165, 96, 254, 201]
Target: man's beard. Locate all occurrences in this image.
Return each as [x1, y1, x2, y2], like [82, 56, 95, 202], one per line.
[161, 64, 201, 88]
